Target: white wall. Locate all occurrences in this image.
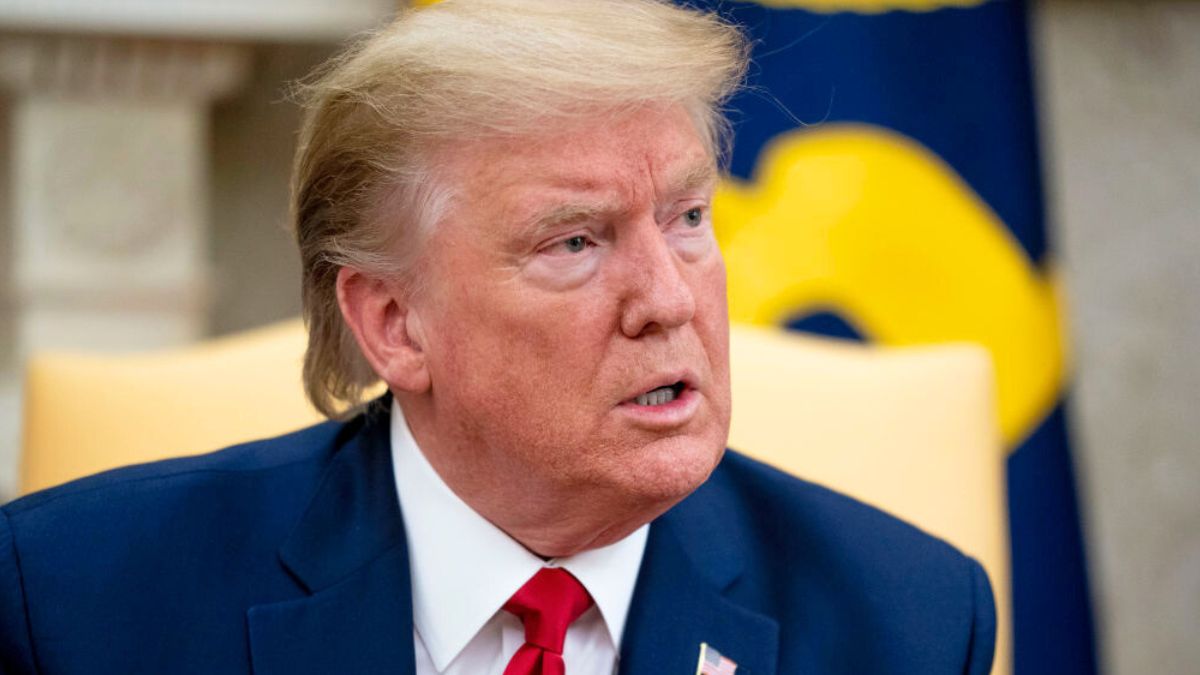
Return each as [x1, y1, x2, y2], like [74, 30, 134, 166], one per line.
[1033, 2, 1200, 673]
[208, 43, 331, 335]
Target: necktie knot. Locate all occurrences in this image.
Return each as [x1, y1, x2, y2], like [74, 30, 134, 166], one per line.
[503, 567, 594, 655]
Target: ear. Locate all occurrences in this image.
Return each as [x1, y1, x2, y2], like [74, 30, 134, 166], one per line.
[335, 266, 431, 394]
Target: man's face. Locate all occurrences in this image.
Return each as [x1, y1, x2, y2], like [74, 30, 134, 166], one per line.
[408, 104, 731, 516]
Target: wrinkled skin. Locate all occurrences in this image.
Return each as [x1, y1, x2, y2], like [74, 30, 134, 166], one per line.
[364, 104, 731, 557]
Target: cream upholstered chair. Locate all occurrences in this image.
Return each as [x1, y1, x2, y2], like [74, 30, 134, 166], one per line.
[20, 320, 326, 495]
[19, 319, 1009, 674]
[727, 324, 1009, 675]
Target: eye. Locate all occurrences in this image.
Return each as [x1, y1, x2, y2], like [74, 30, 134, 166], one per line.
[562, 235, 589, 253]
[682, 206, 704, 228]
[542, 234, 595, 257]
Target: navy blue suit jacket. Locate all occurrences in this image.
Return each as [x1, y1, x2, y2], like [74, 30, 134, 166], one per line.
[0, 405, 995, 674]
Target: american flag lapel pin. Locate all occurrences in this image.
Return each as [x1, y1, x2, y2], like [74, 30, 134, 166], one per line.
[695, 642, 738, 675]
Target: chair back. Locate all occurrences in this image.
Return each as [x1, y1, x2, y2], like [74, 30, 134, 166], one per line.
[20, 320, 325, 494]
[20, 319, 1009, 673]
[727, 323, 1008, 675]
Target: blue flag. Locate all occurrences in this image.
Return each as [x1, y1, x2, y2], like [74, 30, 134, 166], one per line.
[690, 0, 1098, 672]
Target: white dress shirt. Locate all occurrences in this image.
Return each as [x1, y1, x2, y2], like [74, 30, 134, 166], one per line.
[390, 400, 649, 675]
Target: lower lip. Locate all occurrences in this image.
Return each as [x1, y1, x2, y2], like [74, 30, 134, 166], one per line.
[616, 387, 701, 428]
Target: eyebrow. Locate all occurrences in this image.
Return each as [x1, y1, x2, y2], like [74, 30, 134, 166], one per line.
[525, 160, 719, 237]
[532, 203, 607, 231]
[670, 161, 719, 196]
[520, 202, 612, 246]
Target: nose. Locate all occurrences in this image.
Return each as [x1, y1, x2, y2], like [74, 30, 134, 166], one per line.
[617, 222, 697, 338]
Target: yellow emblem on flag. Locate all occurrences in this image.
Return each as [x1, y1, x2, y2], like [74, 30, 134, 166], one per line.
[714, 124, 1067, 446]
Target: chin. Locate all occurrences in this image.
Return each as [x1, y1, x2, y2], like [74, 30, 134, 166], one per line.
[616, 434, 726, 506]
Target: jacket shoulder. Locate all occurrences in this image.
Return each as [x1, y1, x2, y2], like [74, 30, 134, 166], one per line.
[4, 419, 348, 518]
[0, 418, 362, 674]
[702, 449, 979, 573]
[0, 418, 356, 588]
[675, 449, 996, 672]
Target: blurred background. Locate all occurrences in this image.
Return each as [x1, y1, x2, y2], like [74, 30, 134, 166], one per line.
[0, 1, 1195, 674]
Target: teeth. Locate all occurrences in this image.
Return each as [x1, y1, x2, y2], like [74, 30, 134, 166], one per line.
[635, 386, 677, 407]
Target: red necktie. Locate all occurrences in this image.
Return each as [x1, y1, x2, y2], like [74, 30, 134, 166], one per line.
[502, 567, 595, 675]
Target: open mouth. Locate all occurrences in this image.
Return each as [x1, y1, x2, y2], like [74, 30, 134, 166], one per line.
[632, 381, 686, 407]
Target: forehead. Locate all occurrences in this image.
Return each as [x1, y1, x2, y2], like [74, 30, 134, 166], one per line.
[433, 105, 715, 215]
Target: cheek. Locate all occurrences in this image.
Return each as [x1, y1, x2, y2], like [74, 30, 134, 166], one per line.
[505, 287, 615, 372]
[432, 285, 614, 421]
[693, 251, 729, 332]
[694, 254, 732, 403]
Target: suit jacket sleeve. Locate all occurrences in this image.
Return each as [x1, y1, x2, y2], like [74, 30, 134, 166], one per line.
[0, 510, 37, 675]
[966, 556, 998, 675]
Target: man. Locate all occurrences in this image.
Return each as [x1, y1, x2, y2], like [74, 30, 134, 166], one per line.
[0, 1, 995, 673]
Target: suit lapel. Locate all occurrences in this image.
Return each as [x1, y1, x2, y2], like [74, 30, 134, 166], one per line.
[244, 410, 774, 675]
[247, 405, 417, 675]
[620, 473, 780, 675]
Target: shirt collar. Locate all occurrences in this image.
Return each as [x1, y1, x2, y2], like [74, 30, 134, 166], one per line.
[390, 399, 648, 672]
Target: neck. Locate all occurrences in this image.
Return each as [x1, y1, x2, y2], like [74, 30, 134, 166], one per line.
[394, 393, 668, 558]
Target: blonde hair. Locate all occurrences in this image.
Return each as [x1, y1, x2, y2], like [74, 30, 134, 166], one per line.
[293, 0, 749, 418]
